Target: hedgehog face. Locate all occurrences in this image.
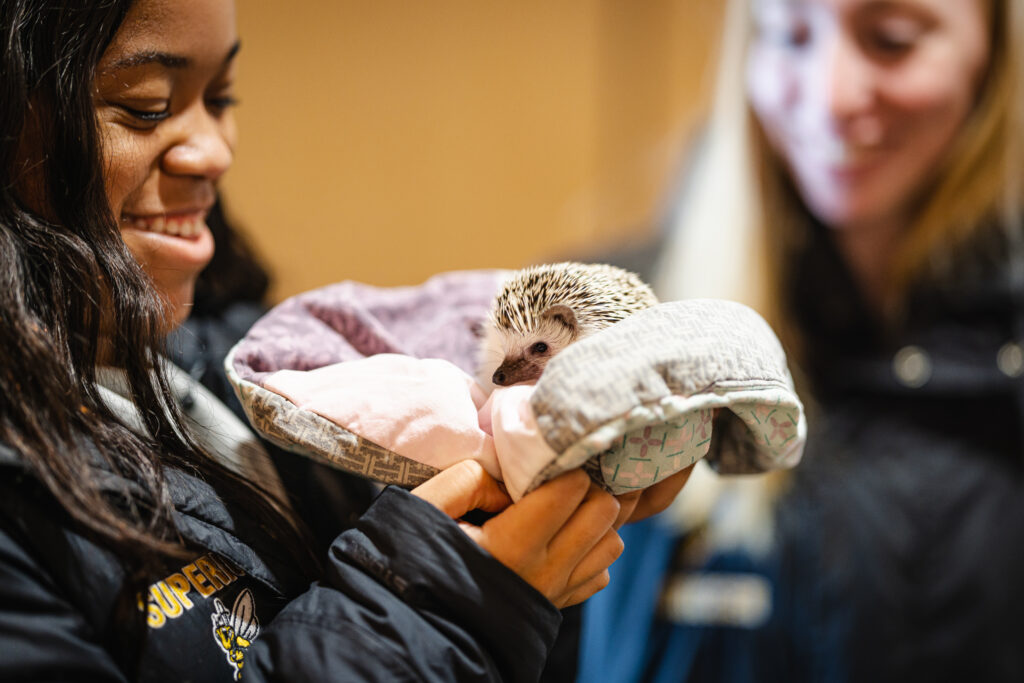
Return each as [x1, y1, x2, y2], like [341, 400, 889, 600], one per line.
[476, 261, 659, 391]
[477, 305, 580, 388]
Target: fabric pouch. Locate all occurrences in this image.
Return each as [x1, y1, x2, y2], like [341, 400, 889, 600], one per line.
[226, 270, 805, 499]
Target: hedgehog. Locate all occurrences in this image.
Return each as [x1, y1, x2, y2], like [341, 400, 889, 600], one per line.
[477, 261, 658, 389]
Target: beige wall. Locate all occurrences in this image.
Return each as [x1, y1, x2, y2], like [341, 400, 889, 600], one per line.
[221, 1, 722, 301]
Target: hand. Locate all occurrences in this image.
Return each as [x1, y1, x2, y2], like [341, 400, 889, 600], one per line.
[612, 464, 694, 527]
[412, 461, 622, 608]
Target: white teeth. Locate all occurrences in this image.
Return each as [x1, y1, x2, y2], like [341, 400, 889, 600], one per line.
[816, 140, 875, 165]
[123, 213, 204, 237]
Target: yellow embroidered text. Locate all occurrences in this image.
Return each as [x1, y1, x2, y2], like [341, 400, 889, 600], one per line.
[137, 553, 244, 629]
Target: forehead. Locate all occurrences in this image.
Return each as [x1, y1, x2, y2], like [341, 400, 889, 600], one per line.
[100, 0, 237, 67]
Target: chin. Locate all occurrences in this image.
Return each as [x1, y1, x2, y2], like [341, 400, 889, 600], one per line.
[801, 175, 912, 230]
[161, 282, 199, 332]
[803, 192, 883, 231]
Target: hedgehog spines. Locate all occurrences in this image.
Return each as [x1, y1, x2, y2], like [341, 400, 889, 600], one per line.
[491, 262, 657, 336]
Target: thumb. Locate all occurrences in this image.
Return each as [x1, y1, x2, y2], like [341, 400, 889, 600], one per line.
[411, 460, 511, 519]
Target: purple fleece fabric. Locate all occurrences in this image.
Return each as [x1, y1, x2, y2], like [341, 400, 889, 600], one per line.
[232, 270, 505, 388]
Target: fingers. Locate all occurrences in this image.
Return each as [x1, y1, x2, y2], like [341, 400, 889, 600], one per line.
[546, 483, 620, 564]
[520, 483, 621, 607]
[465, 469, 623, 606]
[488, 468, 593, 542]
[526, 485, 619, 605]
[420, 462, 694, 611]
[613, 490, 642, 529]
[562, 528, 623, 595]
[411, 460, 512, 519]
[560, 569, 611, 608]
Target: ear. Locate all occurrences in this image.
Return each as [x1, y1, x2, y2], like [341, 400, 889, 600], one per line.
[541, 304, 578, 335]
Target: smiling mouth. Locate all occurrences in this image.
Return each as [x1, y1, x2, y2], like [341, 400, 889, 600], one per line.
[121, 211, 207, 237]
[808, 141, 874, 164]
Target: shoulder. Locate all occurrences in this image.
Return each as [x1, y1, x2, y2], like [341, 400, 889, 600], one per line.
[0, 440, 299, 682]
[0, 442, 129, 655]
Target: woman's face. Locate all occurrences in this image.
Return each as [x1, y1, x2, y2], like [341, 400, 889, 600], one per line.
[746, 0, 991, 231]
[95, 0, 238, 329]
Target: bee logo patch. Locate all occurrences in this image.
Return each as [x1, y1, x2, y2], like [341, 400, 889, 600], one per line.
[211, 588, 260, 680]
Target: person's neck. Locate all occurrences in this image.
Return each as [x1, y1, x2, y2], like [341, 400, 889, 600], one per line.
[830, 216, 906, 315]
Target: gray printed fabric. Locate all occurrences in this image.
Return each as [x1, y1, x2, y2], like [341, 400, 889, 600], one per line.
[227, 271, 805, 492]
[525, 299, 805, 496]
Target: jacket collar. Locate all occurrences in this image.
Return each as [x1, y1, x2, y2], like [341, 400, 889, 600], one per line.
[791, 222, 1024, 400]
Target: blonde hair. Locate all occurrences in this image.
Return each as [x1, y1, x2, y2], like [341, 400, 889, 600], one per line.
[655, 0, 1024, 356]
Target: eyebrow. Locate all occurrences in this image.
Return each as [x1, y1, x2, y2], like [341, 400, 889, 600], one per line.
[108, 40, 241, 70]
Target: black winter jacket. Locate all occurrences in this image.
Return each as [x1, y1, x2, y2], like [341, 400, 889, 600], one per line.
[759, 226, 1024, 682]
[0, 440, 559, 682]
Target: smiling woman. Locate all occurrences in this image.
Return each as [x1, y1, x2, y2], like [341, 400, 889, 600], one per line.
[93, 0, 238, 330]
[746, 0, 994, 309]
[0, 1, 630, 680]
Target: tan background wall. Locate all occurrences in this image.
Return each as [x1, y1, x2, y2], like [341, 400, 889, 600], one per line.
[221, 1, 723, 301]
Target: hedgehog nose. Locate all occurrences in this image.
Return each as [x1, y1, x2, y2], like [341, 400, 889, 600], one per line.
[492, 369, 507, 386]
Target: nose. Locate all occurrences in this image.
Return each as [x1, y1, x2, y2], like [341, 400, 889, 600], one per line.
[491, 358, 541, 386]
[162, 105, 235, 181]
[821, 33, 881, 144]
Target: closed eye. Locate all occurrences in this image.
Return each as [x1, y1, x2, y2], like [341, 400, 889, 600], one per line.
[206, 94, 239, 114]
[119, 104, 172, 126]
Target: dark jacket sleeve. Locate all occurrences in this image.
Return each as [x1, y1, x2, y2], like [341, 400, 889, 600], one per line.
[0, 522, 129, 682]
[246, 486, 561, 683]
[0, 469, 558, 682]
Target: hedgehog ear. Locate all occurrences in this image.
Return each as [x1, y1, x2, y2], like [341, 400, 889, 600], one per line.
[541, 304, 578, 336]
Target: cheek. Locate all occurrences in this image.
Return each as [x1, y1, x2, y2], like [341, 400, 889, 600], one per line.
[878, 66, 982, 179]
[882, 63, 975, 119]
[880, 24, 990, 140]
[100, 132, 154, 217]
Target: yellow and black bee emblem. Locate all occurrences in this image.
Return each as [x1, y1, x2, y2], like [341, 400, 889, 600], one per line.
[211, 588, 260, 680]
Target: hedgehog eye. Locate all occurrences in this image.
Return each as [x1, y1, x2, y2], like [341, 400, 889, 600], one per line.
[531, 342, 549, 354]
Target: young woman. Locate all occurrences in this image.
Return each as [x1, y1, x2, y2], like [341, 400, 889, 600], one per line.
[0, 1, 648, 680]
[581, 0, 1024, 680]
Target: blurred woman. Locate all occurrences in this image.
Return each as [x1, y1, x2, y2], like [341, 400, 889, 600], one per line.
[581, 1, 1024, 680]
